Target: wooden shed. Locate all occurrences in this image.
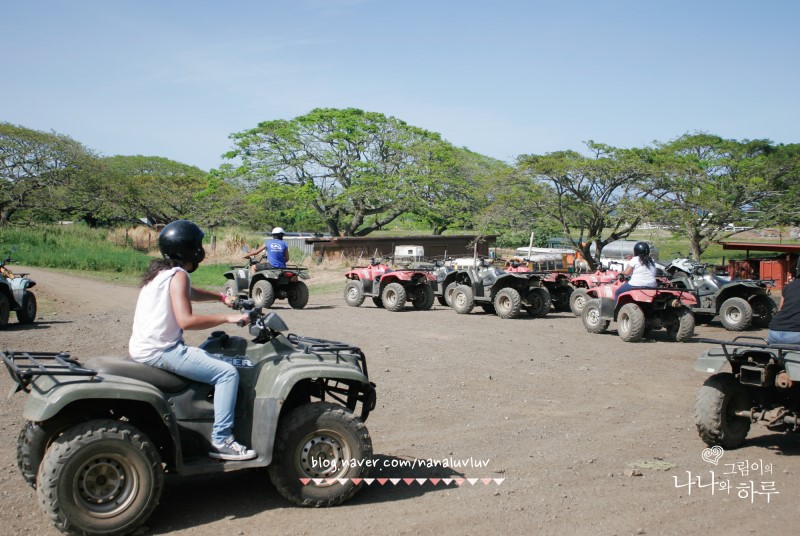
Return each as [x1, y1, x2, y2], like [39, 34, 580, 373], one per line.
[307, 235, 497, 261]
[719, 241, 800, 289]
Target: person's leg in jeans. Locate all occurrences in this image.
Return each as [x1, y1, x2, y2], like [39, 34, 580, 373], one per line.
[150, 343, 238, 444]
[767, 330, 800, 345]
[615, 282, 632, 301]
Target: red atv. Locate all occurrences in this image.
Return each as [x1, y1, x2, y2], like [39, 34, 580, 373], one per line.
[581, 279, 697, 342]
[344, 256, 436, 312]
[568, 268, 622, 316]
[503, 259, 573, 312]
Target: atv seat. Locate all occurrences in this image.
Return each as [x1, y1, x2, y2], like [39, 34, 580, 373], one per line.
[84, 356, 190, 393]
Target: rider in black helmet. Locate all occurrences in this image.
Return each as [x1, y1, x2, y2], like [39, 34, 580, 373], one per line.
[768, 257, 800, 345]
[158, 219, 206, 271]
[129, 220, 256, 461]
[615, 241, 657, 299]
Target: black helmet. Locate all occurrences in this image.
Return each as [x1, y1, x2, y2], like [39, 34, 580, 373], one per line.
[158, 220, 206, 268]
[633, 242, 650, 256]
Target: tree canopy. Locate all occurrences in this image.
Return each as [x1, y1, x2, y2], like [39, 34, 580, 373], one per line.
[652, 133, 793, 258]
[1, 117, 798, 262]
[517, 143, 660, 269]
[224, 108, 479, 236]
[0, 123, 94, 224]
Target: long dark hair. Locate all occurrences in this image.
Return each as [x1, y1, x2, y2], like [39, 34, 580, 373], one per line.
[638, 253, 655, 269]
[141, 258, 184, 287]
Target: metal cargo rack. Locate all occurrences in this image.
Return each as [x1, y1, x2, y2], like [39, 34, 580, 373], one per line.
[698, 337, 800, 360]
[286, 334, 368, 377]
[1, 350, 96, 393]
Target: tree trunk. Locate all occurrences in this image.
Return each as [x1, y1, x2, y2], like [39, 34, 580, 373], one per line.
[324, 219, 340, 237]
[687, 225, 703, 260]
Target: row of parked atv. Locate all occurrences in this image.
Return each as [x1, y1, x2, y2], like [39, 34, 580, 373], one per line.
[337, 254, 777, 346]
[569, 258, 776, 342]
[343, 255, 553, 319]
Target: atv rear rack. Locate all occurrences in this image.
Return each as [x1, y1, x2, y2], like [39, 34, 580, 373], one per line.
[286, 334, 369, 377]
[698, 337, 800, 360]
[1, 350, 96, 393]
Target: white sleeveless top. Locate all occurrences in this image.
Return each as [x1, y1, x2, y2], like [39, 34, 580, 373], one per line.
[128, 267, 185, 363]
[628, 256, 657, 287]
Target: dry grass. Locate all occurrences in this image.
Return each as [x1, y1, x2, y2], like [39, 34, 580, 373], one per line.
[107, 226, 159, 252]
[107, 227, 256, 265]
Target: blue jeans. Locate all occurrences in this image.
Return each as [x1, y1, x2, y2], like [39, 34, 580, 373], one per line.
[767, 330, 800, 345]
[148, 343, 239, 445]
[615, 282, 652, 300]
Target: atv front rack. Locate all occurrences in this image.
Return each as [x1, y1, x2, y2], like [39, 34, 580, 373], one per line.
[1, 350, 96, 393]
[286, 334, 369, 377]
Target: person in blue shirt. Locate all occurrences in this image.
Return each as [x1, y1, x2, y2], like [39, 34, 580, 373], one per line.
[245, 227, 290, 273]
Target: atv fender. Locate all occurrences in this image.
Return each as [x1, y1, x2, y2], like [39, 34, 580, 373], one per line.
[8, 277, 35, 307]
[693, 348, 730, 374]
[256, 363, 372, 401]
[22, 374, 174, 422]
[223, 266, 250, 293]
[716, 282, 767, 304]
[599, 297, 615, 320]
[251, 363, 375, 467]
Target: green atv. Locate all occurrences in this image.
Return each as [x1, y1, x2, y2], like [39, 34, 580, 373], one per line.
[223, 253, 310, 309]
[2, 300, 376, 536]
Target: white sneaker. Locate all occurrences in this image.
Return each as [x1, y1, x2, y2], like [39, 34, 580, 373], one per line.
[209, 436, 257, 461]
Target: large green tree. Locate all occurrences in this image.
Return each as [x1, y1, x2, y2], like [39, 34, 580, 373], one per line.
[224, 108, 464, 236]
[752, 142, 800, 232]
[652, 133, 794, 258]
[474, 166, 553, 246]
[409, 145, 505, 235]
[0, 123, 95, 224]
[102, 155, 239, 227]
[517, 142, 660, 269]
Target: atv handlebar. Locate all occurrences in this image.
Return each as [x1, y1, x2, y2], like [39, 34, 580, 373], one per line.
[231, 298, 261, 327]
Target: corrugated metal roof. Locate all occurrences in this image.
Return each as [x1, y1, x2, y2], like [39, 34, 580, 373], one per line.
[719, 242, 800, 253]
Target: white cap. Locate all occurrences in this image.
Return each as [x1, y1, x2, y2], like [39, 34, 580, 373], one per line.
[271, 227, 285, 235]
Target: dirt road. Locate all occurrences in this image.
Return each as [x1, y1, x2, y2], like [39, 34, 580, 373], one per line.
[1, 268, 797, 535]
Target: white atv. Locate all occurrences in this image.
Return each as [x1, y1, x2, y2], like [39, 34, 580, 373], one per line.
[665, 258, 775, 331]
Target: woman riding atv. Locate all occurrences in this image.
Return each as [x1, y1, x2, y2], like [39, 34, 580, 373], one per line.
[615, 242, 657, 299]
[128, 220, 256, 461]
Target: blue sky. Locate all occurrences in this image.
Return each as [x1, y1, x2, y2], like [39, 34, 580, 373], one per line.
[2, 0, 798, 171]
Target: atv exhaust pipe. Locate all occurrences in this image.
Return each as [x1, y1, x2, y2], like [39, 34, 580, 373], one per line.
[775, 372, 793, 389]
